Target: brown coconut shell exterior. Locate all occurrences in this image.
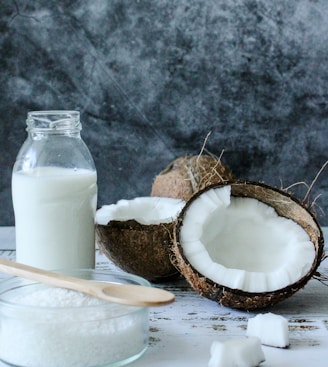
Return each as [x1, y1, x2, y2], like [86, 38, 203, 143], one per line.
[172, 181, 325, 311]
[151, 155, 234, 201]
[96, 219, 179, 282]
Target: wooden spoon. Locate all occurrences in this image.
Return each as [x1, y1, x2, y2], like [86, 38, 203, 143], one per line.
[0, 258, 175, 307]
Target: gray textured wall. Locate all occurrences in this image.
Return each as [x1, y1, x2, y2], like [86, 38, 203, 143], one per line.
[0, 0, 328, 226]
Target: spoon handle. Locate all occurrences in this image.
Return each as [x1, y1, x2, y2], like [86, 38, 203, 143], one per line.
[0, 258, 175, 307]
[0, 258, 94, 293]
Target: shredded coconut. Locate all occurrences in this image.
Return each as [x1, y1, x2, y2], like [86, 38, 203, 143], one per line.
[0, 286, 148, 367]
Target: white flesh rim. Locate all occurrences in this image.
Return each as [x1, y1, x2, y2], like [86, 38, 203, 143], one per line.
[96, 197, 186, 225]
[179, 186, 315, 293]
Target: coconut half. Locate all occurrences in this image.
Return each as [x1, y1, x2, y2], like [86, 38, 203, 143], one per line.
[151, 154, 234, 201]
[96, 197, 185, 282]
[172, 181, 324, 310]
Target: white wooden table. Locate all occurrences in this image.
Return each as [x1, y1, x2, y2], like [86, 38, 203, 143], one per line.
[0, 226, 328, 367]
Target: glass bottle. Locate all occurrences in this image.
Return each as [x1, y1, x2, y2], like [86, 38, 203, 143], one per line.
[12, 111, 97, 270]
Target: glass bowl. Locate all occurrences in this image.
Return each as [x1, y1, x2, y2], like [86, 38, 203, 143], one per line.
[0, 269, 150, 367]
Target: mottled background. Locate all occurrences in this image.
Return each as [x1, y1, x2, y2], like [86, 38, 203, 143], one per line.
[0, 0, 328, 226]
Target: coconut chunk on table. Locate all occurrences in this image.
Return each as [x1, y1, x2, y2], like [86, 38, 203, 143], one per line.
[246, 313, 289, 348]
[208, 337, 265, 367]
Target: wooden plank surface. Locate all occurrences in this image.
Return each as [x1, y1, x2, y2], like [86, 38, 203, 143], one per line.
[0, 227, 327, 367]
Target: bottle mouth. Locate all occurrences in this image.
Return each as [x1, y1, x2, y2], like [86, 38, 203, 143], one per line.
[26, 111, 81, 131]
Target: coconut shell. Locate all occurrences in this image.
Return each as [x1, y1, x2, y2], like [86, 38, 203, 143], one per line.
[151, 155, 234, 201]
[96, 219, 179, 282]
[172, 181, 325, 310]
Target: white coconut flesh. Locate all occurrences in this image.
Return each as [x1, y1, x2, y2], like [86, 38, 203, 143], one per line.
[208, 337, 265, 367]
[179, 186, 316, 293]
[96, 197, 186, 225]
[246, 313, 289, 348]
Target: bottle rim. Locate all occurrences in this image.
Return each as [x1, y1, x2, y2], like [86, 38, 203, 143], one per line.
[26, 111, 81, 132]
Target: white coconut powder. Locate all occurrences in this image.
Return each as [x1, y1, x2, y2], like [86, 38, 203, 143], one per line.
[0, 287, 148, 367]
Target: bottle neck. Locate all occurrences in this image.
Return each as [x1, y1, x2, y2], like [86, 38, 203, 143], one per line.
[26, 111, 82, 138]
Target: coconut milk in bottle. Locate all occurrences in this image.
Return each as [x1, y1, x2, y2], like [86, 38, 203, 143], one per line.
[12, 111, 97, 269]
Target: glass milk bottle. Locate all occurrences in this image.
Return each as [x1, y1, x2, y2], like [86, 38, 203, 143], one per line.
[12, 111, 97, 269]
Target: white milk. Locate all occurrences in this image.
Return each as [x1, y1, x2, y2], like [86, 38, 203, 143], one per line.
[12, 167, 97, 269]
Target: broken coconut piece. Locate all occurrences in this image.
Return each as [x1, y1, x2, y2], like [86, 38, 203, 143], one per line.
[246, 313, 289, 348]
[208, 337, 265, 367]
[96, 197, 185, 282]
[172, 181, 324, 310]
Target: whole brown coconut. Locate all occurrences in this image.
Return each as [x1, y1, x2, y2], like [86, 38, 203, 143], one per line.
[172, 181, 325, 311]
[151, 154, 234, 201]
